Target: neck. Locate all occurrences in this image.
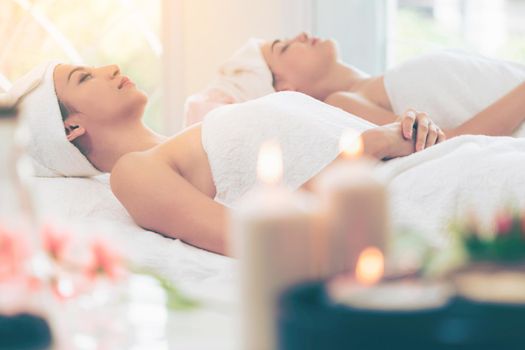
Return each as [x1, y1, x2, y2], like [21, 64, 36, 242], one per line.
[83, 120, 167, 172]
[312, 61, 371, 101]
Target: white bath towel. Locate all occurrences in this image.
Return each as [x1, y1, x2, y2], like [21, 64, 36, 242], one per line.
[206, 38, 275, 103]
[8, 61, 101, 177]
[384, 50, 525, 135]
[202, 92, 376, 206]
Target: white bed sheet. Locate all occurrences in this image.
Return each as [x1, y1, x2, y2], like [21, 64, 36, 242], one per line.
[33, 174, 237, 305]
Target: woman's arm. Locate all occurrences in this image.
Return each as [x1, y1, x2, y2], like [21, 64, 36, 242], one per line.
[110, 153, 229, 255]
[448, 81, 525, 137]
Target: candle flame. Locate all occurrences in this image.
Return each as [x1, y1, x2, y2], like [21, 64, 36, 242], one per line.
[355, 246, 384, 285]
[257, 140, 283, 186]
[339, 129, 364, 159]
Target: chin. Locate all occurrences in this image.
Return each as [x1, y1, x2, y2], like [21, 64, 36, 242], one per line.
[324, 39, 340, 61]
[121, 91, 148, 120]
[136, 89, 149, 105]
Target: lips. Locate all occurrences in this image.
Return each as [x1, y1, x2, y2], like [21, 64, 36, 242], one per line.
[118, 77, 132, 89]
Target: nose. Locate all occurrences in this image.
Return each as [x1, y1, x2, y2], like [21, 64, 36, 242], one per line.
[294, 32, 309, 42]
[99, 64, 120, 79]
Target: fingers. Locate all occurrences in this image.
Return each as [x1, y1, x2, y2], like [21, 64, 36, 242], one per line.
[415, 114, 430, 151]
[401, 109, 447, 151]
[437, 128, 447, 143]
[426, 124, 439, 148]
[401, 109, 416, 139]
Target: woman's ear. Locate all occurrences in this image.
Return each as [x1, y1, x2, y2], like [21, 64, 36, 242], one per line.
[273, 73, 296, 92]
[64, 119, 86, 142]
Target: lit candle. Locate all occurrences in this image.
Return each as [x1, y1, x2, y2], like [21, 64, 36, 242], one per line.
[328, 246, 452, 311]
[230, 140, 320, 350]
[313, 129, 389, 276]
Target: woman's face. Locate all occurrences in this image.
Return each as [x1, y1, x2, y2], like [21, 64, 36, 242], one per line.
[261, 32, 338, 95]
[53, 64, 147, 137]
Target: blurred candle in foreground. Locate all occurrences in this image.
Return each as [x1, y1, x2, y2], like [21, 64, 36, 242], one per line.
[355, 247, 384, 286]
[230, 140, 320, 350]
[314, 129, 389, 276]
[328, 246, 451, 311]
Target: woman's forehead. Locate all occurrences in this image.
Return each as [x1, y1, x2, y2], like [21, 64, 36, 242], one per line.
[53, 64, 77, 97]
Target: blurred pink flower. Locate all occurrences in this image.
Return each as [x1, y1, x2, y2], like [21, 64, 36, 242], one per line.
[41, 224, 71, 261]
[495, 213, 513, 235]
[521, 213, 525, 238]
[0, 227, 31, 282]
[85, 238, 126, 282]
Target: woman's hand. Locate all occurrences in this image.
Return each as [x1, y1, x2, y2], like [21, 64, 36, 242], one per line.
[361, 123, 415, 160]
[398, 109, 446, 151]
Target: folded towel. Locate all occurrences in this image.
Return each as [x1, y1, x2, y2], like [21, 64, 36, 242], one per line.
[383, 50, 525, 135]
[8, 61, 101, 177]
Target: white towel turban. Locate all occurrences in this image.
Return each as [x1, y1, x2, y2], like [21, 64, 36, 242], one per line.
[7, 61, 102, 177]
[209, 38, 275, 102]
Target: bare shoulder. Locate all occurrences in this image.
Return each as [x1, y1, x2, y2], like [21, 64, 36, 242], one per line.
[324, 91, 365, 112]
[110, 152, 149, 193]
[109, 151, 172, 206]
[109, 148, 227, 253]
[324, 91, 355, 104]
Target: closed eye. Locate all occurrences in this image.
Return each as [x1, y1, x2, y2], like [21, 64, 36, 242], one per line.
[280, 43, 290, 54]
[79, 73, 92, 84]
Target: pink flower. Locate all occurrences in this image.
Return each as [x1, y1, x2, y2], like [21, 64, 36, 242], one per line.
[0, 227, 31, 282]
[85, 238, 126, 282]
[521, 213, 525, 238]
[41, 224, 71, 261]
[495, 213, 513, 235]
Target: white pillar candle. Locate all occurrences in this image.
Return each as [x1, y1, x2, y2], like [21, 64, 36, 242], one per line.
[313, 129, 389, 277]
[230, 140, 320, 350]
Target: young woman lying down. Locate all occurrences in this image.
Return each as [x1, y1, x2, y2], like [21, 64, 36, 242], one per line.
[261, 33, 525, 141]
[194, 32, 525, 148]
[8, 61, 445, 255]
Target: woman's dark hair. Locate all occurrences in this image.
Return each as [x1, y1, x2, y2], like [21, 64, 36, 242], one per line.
[57, 98, 88, 156]
[58, 98, 70, 121]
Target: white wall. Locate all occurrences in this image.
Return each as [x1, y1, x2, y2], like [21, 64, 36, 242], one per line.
[313, 0, 391, 75]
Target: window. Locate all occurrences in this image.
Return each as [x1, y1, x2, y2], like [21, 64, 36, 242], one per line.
[391, 0, 525, 67]
[0, 0, 162, 132]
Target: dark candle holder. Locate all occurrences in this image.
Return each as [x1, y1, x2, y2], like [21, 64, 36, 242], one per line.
[278, 281, 525, 350]
[0, 313, 52, 350]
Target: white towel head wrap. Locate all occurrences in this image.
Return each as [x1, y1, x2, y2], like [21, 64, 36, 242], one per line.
[8, 61, 102, 177]
[210, 38, 275, 102]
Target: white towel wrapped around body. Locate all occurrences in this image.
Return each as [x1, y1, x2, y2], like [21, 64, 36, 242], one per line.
[201, 91, 376, 206]
[384, 50, 525, 136]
